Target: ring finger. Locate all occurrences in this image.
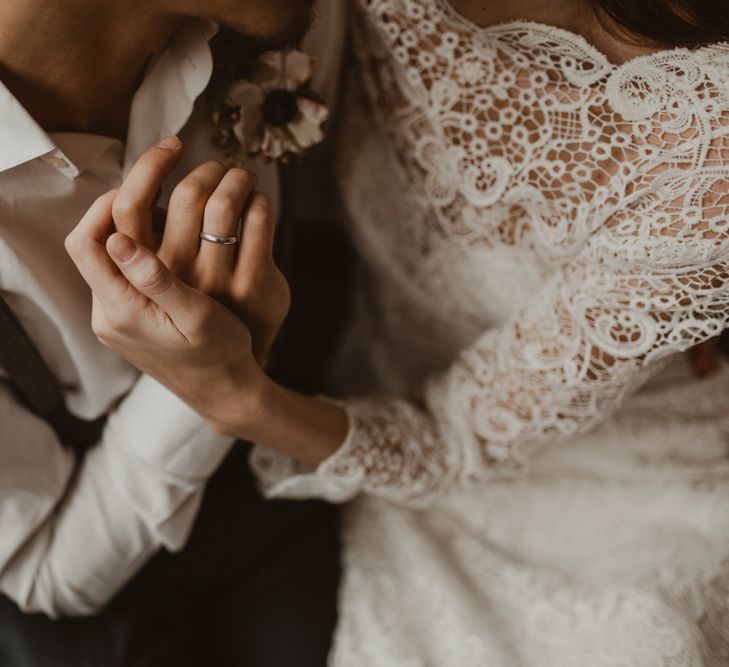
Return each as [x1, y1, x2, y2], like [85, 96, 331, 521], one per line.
[159, 160, 227, 274]
[197, 168, 258, 278]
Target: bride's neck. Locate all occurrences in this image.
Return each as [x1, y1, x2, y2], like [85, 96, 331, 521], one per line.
[447, 0, 659, 65]
[0, 0, 182, 139]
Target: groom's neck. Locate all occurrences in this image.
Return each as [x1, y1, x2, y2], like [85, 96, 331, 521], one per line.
[0, 0, 182, 139]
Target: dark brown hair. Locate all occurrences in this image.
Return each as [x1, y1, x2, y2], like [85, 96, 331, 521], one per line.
[593, 0, 729, 47]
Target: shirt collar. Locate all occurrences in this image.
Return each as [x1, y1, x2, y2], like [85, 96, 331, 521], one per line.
[0, 18, 218, 181]
[124, 19, 219, 176]
[0, 79, 59, 174]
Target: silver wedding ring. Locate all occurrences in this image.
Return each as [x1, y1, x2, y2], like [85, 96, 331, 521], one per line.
[199, 231, 240, 246]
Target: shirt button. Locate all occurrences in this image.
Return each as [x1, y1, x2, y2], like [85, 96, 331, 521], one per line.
[42, 155, 70, 169]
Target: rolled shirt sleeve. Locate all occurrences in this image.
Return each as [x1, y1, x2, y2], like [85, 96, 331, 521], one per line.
[0, 374, 232, 618]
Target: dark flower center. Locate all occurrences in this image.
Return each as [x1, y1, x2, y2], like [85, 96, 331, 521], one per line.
[262, 89, 299, 127]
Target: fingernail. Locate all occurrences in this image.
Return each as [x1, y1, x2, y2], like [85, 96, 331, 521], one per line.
[107, 233, 138, 263]
[155, 135, 181, 151]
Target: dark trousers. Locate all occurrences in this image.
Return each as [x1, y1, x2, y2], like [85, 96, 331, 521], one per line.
[0, 444, 340, 667]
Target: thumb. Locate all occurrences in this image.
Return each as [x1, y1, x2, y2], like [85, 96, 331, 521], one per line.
[106, 232, 203, 331]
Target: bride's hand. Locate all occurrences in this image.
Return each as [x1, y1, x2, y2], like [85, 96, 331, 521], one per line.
[155, 159, 290, 363]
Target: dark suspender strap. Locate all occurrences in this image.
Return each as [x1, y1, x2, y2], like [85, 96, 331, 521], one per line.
[0, 295, 64, 417]
[0, 294, 104, 451]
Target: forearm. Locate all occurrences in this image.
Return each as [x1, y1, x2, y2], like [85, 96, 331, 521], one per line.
[219, 377, 348, 468]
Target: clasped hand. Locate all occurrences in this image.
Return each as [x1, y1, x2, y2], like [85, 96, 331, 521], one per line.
[65, 136, 290, 434]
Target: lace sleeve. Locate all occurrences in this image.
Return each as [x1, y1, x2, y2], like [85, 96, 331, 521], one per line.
[252, 167, 729, 507]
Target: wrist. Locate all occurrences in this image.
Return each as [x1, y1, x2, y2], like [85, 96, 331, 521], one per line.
[209, 373, 349, 467]
[204, 364, 276, 439]
[250, 388, 349, 466]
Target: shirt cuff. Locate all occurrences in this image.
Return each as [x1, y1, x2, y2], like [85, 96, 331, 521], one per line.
[106, 374, 233, 480]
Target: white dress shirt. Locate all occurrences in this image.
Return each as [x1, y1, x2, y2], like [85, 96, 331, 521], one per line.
[0, 10, 343, 618]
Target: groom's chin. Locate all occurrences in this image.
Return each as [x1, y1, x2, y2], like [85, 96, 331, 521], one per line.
[223, 0, 317, 54]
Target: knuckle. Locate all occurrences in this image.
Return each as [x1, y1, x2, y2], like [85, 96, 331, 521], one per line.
[99, 188, 120, 207]
[64, 231, 81, 257]
[234, 274, 265, 304]
[201, 159, 226, 174]
[171, 178, 208, 210]
[246, 193, 272, 225]
[188, 302, 216, 338]
[91, 315, 115, 344]
[112, 195, 145, 223]
[234, 267, 290, 321]
[100, 306, 133, 335]
[94, 333, 112, 349]
[90, 316, 106, 339]
[94, 189, 118, 208]
[276, 269, 292, 305]
[228, 167, 257, 188]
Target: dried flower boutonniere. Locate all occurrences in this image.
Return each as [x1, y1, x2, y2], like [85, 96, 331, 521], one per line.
[212, 51, 329, 164]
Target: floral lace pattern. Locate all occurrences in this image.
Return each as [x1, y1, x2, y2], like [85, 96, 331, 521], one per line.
[254, 0, 729, 504]
[251, 1, 729, 663]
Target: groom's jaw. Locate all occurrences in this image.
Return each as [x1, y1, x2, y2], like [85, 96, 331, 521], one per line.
[0, 0, 184, 137]
[167, 0, 318, 52]
[220, 11, 316, 55]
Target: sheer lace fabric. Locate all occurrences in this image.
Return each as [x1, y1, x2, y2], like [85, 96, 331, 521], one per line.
[253, 0, 729, 504]
[251, 1, 729, 663]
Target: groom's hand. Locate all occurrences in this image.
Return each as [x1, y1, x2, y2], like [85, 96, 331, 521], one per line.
[73, 137, 289, 362]
[65, 138, 289, 428]
[110, 135, 184, 250]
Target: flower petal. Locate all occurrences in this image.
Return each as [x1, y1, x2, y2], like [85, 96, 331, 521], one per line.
[260, 52, 283, 73]
[251, 59, 280, 87]
[287, 117, 324, 150]
[226, 80, 264, 108]
[284, 51, 317, 88]
[298, 97, 329, 125]
[233, 106, 264, 153]
[261, 127, 288, 160]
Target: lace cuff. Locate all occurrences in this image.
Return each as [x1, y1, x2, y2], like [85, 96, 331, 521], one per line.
[250, 396, 457, 507]
[249, 400, 365, 503]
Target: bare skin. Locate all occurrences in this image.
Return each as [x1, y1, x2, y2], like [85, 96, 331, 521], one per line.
[449, 0, 660, 64]
[0, 0, 315, 139]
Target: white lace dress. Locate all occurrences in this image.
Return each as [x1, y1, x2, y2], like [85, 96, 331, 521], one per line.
[252, 0, 729, 664]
